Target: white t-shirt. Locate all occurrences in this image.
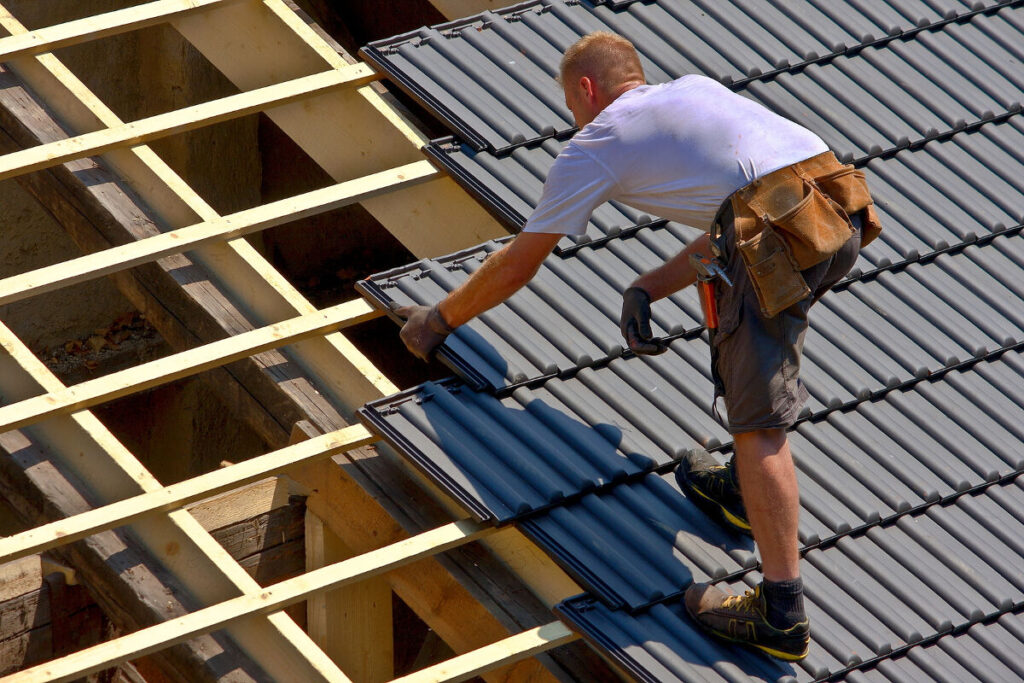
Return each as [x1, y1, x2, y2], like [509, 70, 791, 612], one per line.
[523, 75, 829, 235]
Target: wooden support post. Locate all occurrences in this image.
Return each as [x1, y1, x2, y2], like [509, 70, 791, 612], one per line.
[306, 512, 394, 683]
[291, 456, 616, 683]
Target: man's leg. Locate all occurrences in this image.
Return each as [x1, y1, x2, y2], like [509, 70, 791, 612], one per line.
[733, 428, 800, 581]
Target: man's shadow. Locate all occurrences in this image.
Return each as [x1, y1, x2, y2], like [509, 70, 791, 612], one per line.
[415, 385, 801, 678]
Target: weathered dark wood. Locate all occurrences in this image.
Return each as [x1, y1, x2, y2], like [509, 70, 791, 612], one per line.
[0, 429, 267, 683]
[0, 622, 51, 677]
[210, 496, 305, 576]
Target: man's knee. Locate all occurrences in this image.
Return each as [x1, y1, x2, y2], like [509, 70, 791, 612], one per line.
[734, 428, 787, 457]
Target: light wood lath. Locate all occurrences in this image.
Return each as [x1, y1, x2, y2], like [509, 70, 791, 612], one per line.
[0, 1, 602, 681]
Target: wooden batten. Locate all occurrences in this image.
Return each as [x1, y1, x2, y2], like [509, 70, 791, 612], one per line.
[7, 520, 492, 683]
[0, 0, 617, 680]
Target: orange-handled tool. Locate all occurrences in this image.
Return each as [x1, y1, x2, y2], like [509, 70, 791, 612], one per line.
[689, 253, 732, 331]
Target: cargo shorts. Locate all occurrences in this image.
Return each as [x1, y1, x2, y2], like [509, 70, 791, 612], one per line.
[711, 207, 862, 434]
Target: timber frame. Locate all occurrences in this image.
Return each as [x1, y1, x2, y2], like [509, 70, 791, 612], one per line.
[0, 1, 618, 681]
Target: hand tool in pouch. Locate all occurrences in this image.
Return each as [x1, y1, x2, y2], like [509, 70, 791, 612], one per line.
[689, 253, 732, 333]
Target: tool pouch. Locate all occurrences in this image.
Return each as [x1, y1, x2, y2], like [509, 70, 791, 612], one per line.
[730, 151, 882, 317]
[736, 224, 811, 317]
[814, 165, 883, 247]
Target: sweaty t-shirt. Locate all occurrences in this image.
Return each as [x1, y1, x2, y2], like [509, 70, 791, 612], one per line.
[523, 75, 828, 235]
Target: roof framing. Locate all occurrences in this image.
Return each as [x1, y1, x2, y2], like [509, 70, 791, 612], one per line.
[0, 0, 592, 680]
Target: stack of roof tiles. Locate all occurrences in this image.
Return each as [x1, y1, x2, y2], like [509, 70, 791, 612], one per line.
[356, 1, 1024, 680]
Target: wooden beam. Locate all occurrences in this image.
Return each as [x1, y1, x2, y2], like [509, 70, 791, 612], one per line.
[292, 455, 615, 683]
[306, 512, 393, 682]
[0, 425, 374, 565]
[186, 476, 292, 532]
[0, 65, 380, 182]
[0, 159, 437, 306]
[392, 621, 578, 683]
[0, 299, 377, 434]
[0, 0, 244, 63]
[8, 520, 494, 683]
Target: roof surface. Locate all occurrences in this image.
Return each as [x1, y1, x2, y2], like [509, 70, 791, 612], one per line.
[357, 1, 1024, 680]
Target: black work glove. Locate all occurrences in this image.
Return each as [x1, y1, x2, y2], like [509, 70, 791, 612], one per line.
[394, 303, 453, 361]
[620, 287, 668, 355]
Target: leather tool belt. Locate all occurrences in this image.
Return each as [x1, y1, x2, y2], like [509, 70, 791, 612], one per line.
[719, 150, 882, 318]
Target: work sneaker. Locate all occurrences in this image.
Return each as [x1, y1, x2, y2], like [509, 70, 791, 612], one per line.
[685, 582, 810, 661]
[675, 449, 750, 534]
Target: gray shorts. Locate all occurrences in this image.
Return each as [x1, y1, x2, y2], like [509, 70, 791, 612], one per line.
[711, 211, 862, 434]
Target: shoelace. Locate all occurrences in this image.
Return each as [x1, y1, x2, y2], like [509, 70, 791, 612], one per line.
[721, 588, 759, 613]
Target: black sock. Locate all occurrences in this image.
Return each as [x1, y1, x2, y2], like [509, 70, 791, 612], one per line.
[762, 578, 805, 629]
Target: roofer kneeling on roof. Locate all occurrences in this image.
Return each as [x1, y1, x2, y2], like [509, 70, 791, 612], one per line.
[396, 31, 881, 661]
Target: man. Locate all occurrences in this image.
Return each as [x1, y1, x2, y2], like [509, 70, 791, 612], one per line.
[397, 31, 877, 661]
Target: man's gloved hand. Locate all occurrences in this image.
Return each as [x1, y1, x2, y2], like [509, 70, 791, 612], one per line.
[394, 303, 453, 361]
[620, 286, 668, 355]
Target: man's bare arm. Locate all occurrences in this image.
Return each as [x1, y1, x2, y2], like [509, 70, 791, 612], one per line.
[438, 231, 563, 327]
[630, 231, 711, 300]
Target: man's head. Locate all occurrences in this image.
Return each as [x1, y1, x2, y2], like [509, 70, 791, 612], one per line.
[560, 31, 645, 128]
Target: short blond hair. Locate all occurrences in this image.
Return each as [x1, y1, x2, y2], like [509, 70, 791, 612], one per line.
[560, 31, 645, 92]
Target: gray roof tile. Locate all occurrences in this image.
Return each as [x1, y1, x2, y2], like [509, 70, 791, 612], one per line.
[363, 0, 1018, 152]
[426, 118, 1024, 260]
[558, 478, 1024, 682]
[358, 0, 1024, 678]
[360, 230, 1024, 397]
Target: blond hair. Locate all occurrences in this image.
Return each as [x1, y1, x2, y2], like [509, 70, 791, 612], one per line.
[559, 31, 645, 92]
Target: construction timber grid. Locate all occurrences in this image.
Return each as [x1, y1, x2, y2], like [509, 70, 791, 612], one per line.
[0, 1, 593, 681]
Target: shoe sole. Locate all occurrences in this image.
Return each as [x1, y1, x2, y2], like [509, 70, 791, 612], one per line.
[686, 482, 753, 535]
[706, 627, 809, 661]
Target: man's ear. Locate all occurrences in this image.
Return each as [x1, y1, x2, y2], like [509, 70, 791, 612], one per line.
[579, 75, 597, 101]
